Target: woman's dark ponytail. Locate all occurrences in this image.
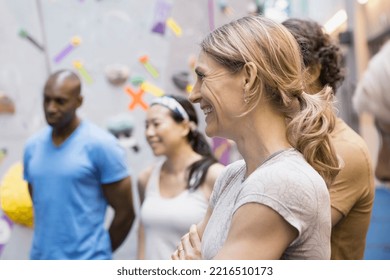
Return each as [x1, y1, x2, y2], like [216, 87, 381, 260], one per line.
[169, 95, 218, 191]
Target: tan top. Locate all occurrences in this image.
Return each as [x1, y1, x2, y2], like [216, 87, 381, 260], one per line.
[330, 118, 375, 259]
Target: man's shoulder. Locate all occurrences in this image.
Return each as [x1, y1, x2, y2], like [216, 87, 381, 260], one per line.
[25, 126, 50, 147]
[78, 121, 124, 161]
[80, 120, 117, 144]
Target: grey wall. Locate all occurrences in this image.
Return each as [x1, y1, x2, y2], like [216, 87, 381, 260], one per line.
[0, 0, 252, 259]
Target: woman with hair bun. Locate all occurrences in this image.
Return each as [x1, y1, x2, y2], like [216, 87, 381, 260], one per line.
[283, 18, 375, 260]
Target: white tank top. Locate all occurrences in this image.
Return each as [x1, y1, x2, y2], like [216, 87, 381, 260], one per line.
[140, 159, 208, 259]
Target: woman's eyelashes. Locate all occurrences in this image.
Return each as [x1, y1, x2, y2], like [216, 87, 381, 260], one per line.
[195, 69, 206, 81]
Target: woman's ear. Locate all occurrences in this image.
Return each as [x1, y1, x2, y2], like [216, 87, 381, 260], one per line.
[180, 120, 191, 138]
[243, 62, 257, 89]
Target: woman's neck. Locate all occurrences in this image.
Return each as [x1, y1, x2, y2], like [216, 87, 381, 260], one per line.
[234, 110, 291, 177]
[164, 144, 202, 174]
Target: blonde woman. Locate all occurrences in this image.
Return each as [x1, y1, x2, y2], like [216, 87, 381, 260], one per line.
[172, 16, 340, 260]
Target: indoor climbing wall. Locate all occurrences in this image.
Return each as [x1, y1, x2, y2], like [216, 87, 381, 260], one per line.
[0, 0, 260, 259]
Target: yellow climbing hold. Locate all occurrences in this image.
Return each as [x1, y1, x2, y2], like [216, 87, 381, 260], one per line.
[0, 162, 34, 227]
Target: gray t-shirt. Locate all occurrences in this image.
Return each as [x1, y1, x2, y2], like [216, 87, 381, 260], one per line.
[201, 149, 331, 260]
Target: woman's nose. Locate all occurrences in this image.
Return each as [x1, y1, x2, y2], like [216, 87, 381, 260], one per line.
[145, 126, 155, 137]
[188, 83, 201, 104]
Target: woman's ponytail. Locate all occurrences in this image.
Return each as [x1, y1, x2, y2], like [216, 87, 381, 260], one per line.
[167, 94, 218, 191]
[187, 129, 218, 191]
[286, 86, 340, 186]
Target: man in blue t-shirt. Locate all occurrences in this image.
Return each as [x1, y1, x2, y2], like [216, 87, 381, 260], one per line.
[23, 70, 135, 259]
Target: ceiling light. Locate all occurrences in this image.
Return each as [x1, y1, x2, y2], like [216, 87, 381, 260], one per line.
[324, 9, 348, 34]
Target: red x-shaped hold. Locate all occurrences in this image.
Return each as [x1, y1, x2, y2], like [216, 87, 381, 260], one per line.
[124, 86, 148, 110]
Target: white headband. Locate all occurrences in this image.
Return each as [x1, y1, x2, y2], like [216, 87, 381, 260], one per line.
[150, 96, 189, 121]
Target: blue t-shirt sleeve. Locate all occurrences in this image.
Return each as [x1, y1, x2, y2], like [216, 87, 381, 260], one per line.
[23, 140, 33, 183]
[93, 135, 130, 184]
